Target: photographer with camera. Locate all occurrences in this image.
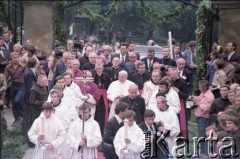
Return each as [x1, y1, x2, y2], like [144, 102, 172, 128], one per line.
[48, 46, 67, 90]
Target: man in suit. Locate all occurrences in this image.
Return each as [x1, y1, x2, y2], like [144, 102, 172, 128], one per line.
[120, 84, 146, 124]
[111, 42, 129, 68]
[173, 43, 184, 61]
[2, 31, 14, 53]
[0, 37, 10, 73]
[23, 57, 38, 147]
[103, 102, 129, 159]
[127, 41, 140, 60]
[139, 109, 168, 159]
[125, 52, 138, 79]
[176, 58, 192, 95]
[141, 48, 160, 73]
[53, 52, 69, 83]
[226, 42, 240, 83]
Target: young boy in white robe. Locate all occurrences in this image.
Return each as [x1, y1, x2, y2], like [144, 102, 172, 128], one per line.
[28, 102, 66, 159]
[114, 110, 145, 159]
[152, 96, 180, 159]
[67, 103, 102, 159]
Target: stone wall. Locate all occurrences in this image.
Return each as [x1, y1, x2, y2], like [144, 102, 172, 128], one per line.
[23, 1, 53, 54]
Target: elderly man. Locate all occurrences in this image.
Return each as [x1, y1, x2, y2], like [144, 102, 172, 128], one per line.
[124, 52, 138, 78]
[120, 84, 145, 124]
[192, 80, 214, 155]
[141, 70, 161, 109]
[107, 56, 124, 82]
[107, 70, 135, 119]
[75, 70, 100, 117]
[82, 52, 97, 70]
[71, 59, 83, 79]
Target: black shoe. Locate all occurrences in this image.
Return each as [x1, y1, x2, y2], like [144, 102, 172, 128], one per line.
[11, 118, 20, 126]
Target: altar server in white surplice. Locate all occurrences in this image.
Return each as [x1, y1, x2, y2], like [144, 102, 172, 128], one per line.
[28, 102, 65, 159]
[107, 70, 135, 119]
[114, 110, 145, 159]
[153, 96, 180, 159]
[67, 103, 102, 159]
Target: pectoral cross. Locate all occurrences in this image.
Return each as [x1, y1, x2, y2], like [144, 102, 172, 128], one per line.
[74, 71, 94, 95]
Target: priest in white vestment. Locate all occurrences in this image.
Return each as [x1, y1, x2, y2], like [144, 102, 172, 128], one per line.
[28, 102, 65, 159]
[107, 70, 135, 119]
[141, 70, 161, 109]
[67, 103, 102, 159]
[114, 110, 145, 159]
[153, 96, 180, 159]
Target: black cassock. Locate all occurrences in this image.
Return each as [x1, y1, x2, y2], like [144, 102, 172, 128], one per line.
[93, 72, 110, 135]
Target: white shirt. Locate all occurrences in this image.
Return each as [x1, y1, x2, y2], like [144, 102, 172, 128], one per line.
[228, 51, 235, 61]
[115, 115, 122, 125]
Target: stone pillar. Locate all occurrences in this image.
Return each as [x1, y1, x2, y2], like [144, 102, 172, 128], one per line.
[219, 4, 240, 52]
[23, 1, 54, 54]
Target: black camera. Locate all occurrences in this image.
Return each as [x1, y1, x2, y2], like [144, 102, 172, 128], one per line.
[54, 49, 63, 58]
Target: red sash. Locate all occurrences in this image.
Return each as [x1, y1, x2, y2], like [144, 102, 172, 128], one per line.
[179, 99, 188, 139]
[99, 89, 108, 127]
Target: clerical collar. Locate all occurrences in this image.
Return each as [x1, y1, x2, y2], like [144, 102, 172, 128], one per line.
[159, 105, 169, 111]
[52, 100, 61, 107]
[115, 115, 122, 125]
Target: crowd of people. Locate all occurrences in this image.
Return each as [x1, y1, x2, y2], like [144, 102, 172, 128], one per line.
[1, 30, 240, 159]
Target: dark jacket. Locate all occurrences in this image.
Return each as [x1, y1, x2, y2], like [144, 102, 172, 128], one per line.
[141, 57, 160, 72]
[120, 95, 146, 124]
[131, 72, 151, 89]
[103, 116, 123, 159]
[29, 83, 48, 124]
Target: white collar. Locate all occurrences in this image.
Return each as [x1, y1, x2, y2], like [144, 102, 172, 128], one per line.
[115, 115, 122, 124]
[229, 51, 235, 57]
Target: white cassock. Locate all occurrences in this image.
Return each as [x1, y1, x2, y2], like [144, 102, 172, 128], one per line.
[28, 114, 66, 159]
[113, 122, 145, 159]
[141, 81, 159, 109]
[68, 81, 83, 98]
[153, 106, 180, 158]
[67, 117, 102, 159]
[149, 87, 181, 114]
[107, 80, 134, 119]
[53, 100, 77, 159]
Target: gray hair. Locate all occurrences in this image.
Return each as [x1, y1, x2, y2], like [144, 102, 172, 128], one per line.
[37, 75, 47, 83]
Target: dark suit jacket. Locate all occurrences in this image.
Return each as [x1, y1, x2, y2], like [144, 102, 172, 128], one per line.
[141, 57, 160, 72]
[53, 62, 66, 81]
[173, 52, 184, 61]
[81, 62, 95, 71]
[180, 68, 193, 95]
[3, 41, 14, 53]
[120, 95, 146, 124]
[103, 116, 123, 145]
[131, 72, 151, 89]
[106, 66, 125, 82]
[24, 67, 38, 104]
[79, 55, 89, 69]
[111, 53, 130, 68]
[124, 61, 137, 78]
[172, 77, 189, 100]
[0, 48, 10, 73]
[229, 52, 240, 72]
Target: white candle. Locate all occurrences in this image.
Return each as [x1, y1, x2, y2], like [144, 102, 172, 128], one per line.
[40, 116, 45, 135]
[168, 31, 173, 59]
[124, 119, 129, 139]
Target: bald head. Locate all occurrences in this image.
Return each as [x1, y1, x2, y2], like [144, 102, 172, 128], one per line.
[128, 84, 138, 99]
